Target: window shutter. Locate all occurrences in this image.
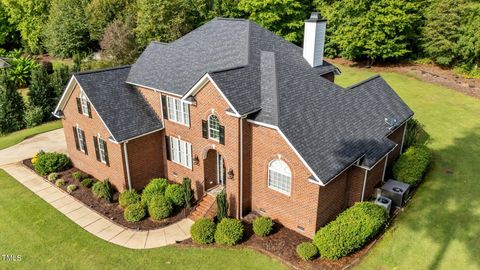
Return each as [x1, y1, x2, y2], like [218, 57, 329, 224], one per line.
[165, 136, 171, 160]
[161, 95, 168, 119]
[93, 136, 100, 161]
[202, 120, 208, 139]
[87, 102, 92, 118]
[219, 125, 225, 145]
[81, 130, 88, 154]
[103, 140, 109, 166]
[73, 126, 80, 150]
[76, 97, 82, 114]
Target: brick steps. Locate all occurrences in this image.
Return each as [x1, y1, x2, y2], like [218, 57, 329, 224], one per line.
[189, 194, 217, 221]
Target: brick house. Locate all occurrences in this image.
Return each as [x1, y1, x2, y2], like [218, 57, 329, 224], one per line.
[53, 14, 413, 237]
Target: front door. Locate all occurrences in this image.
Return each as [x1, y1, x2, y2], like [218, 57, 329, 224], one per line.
[204, 149, 226, 191]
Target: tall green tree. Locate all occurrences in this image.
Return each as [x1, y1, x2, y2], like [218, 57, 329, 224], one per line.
[1, 0, 49, 54]
[100, 19, 138, 64]
[457, 2, 480, 71]
[44, 0, 91, 57]
[316, 0, 421, 65]
[422, 0, 465, 66]
[28, 66, 56, 122]
[238, 0, 310, 44]
[0, 73, 24, 134]
[135, 0, 194, 47]
[85, 0, 135, 41]
[50, 64, 72, 102]
[0, 2, 19, 49]
[207, 0, 244, 19]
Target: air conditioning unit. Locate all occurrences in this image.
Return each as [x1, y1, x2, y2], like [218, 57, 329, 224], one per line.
[381, 179, 411, 208]
[375, 195, 392, 214]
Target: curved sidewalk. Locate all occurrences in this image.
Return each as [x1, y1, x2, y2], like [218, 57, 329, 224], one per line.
[1, 162, 193, 249]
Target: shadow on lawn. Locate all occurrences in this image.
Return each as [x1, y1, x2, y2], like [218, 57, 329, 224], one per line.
[405, 127, 480, 270]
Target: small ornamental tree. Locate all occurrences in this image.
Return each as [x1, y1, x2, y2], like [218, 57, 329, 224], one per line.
[216, 190, 228, 221]
[182, 177, 192, 209]
[0, 74, 24, 134]
[28, 66, 56, 122]
[100, 19, 137, 64]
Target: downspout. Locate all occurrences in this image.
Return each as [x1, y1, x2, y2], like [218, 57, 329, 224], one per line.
[123, 142, 132, 190]
[400, 120, 408, 153]
[239, 117, 244, 218]
[382, 153, 389, 183]
[361, 169, 368, 201]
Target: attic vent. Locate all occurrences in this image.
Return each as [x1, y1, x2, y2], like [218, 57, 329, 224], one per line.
[385, 118, 398, 130]
[297, 226, 305, 232]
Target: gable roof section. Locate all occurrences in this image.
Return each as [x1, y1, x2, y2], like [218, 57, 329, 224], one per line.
[56, 66, 163, 142]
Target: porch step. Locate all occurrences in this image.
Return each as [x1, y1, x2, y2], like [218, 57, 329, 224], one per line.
[189, 194, 217, 221]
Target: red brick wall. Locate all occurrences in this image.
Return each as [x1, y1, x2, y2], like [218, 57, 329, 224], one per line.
[316, 170, 349, 228]
[386, 123, 406, 169]
[346, 166, 366, 206]
[61, 83, 127, 191]
[364, 157, 387, 200]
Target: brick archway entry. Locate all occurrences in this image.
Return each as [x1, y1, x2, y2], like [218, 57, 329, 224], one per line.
[203, 148, 226, 191]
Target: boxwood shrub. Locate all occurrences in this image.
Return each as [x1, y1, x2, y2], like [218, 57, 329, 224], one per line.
[92, 179, 114, 202]
[296, 242, 319, 261]
[81, 178, 94, 188]
[214, 218, 244, 246]
[124, 203, 146, 222]
[313, 202, 388, 260]
[72, 171, 88, 181]
[119, 189, 140, 209]
[55, 178, 65, 187]
[190, 218, 216, 244]
[253, 216, 274, 237]
[141, 178, 168, 205]
[47, 172, 58, 182]
[148, 195, 173, 220]
[34, 152, 71, 176]
[67, 184, 77, 193]
[392, 145, 432, 186]
[165, 184, 185, 207]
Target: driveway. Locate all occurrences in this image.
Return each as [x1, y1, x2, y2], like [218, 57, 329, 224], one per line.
[0, 129, 67, 166]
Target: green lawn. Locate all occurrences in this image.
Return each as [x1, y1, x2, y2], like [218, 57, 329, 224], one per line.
[0, 170, 285, 270]
[335, 65, 480, 270]
[0, 121, 63, 150]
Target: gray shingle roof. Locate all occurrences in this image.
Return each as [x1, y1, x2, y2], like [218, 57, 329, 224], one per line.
[74, 66, 163, 142]
[124, 18, 413, 185]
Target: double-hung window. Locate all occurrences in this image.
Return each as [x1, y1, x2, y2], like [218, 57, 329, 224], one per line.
[169, 137, 192, 168]
[98, 137, 107, 163]
[208, 115, 220, 141]
[76, 126, 86, 152]
[166, 96, 190, 126]
[79, 91, 89, 116]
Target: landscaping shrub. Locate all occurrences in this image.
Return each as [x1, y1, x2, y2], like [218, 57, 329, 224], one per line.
[119, 189, 140, 209]
[80, 178, 94, 188]
[253, 216, 274, 237]
[55, 179, 65, 187]
[141, 178, 168, 205]
[92, 179, 114, 202]
[72, 171, 88, 181]
[124, 203, 146, 223]
[216, 190, 228, 221]
[24, 105, 43, 128]
[67, 184, 77, 193]
[182, 177, 192, 209]
[34, 152, 71, 176]
[313, 202, 388, 260]
[214, 218, 244, 246]
[190, 218, 216, 244]
[392, 145, 432, 186]
[165, 184, 185, 207]
[148, 195, 173, 220]
[296, 242, 319, 261]
[47, 172, 58, 182]
[31, 151, 44, 165]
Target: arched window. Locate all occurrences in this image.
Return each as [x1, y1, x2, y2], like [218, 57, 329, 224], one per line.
[268, 159, 292, 195]
[208, 114, 220, 141]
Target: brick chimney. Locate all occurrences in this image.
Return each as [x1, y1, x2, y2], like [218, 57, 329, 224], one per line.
[303, 12, 327, 67]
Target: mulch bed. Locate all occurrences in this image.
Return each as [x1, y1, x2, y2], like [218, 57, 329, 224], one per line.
[23, 159, 191, 230]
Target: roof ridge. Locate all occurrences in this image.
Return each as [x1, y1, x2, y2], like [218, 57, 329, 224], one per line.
[346, 74, 381, 89]
[74, 65, 131, 76]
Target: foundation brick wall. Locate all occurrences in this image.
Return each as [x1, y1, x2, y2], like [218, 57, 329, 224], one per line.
[364, 157, 387, 200]
[386, 123, 406, 169]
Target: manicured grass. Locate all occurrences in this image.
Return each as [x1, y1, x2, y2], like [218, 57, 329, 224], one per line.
[0, 121, 62, 150]
[335, 65, 480, 270]
[0, 169, 285, 270]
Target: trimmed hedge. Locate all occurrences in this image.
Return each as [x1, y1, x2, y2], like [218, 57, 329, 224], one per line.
[34, 152, 71, 176]
[148, 195, 173, 220]
[313, 202, 388, 260]
[119, 189, 140, 209]
[190, 218, 216, 244]
[393, 145, 432, 186]
[124, 203, 146, 222]
[253, 216, 274, 237]
[296, 242, 319, 261]
[72, 171, 88, 181]
[92, 179, 114, 202]
[80, 178, 94, 188]
[165, 184, 185, 207]
[141, 178, 168, 205]
[214, 218, 244, 246]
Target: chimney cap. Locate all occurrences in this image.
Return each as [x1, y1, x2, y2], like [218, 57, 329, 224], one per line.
[305, 12, 326, 23]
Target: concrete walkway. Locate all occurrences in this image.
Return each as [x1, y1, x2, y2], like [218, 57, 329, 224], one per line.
[1, 162, 193, 249]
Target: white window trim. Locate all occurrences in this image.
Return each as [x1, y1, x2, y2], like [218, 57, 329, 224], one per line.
[97, 135, 107, 164]
[79, 91, 89, 116]
[208, 114, 220, 142]
[166, 96, 190, 126]
[76, 125, 85, 153]
[267, 160, 292, 196]
[169, 136, 192, 169]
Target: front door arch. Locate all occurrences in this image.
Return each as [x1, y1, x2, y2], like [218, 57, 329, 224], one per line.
[204, 148, 226, 191]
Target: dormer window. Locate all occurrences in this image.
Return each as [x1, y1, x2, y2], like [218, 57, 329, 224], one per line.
[163, 95, 190, 126]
